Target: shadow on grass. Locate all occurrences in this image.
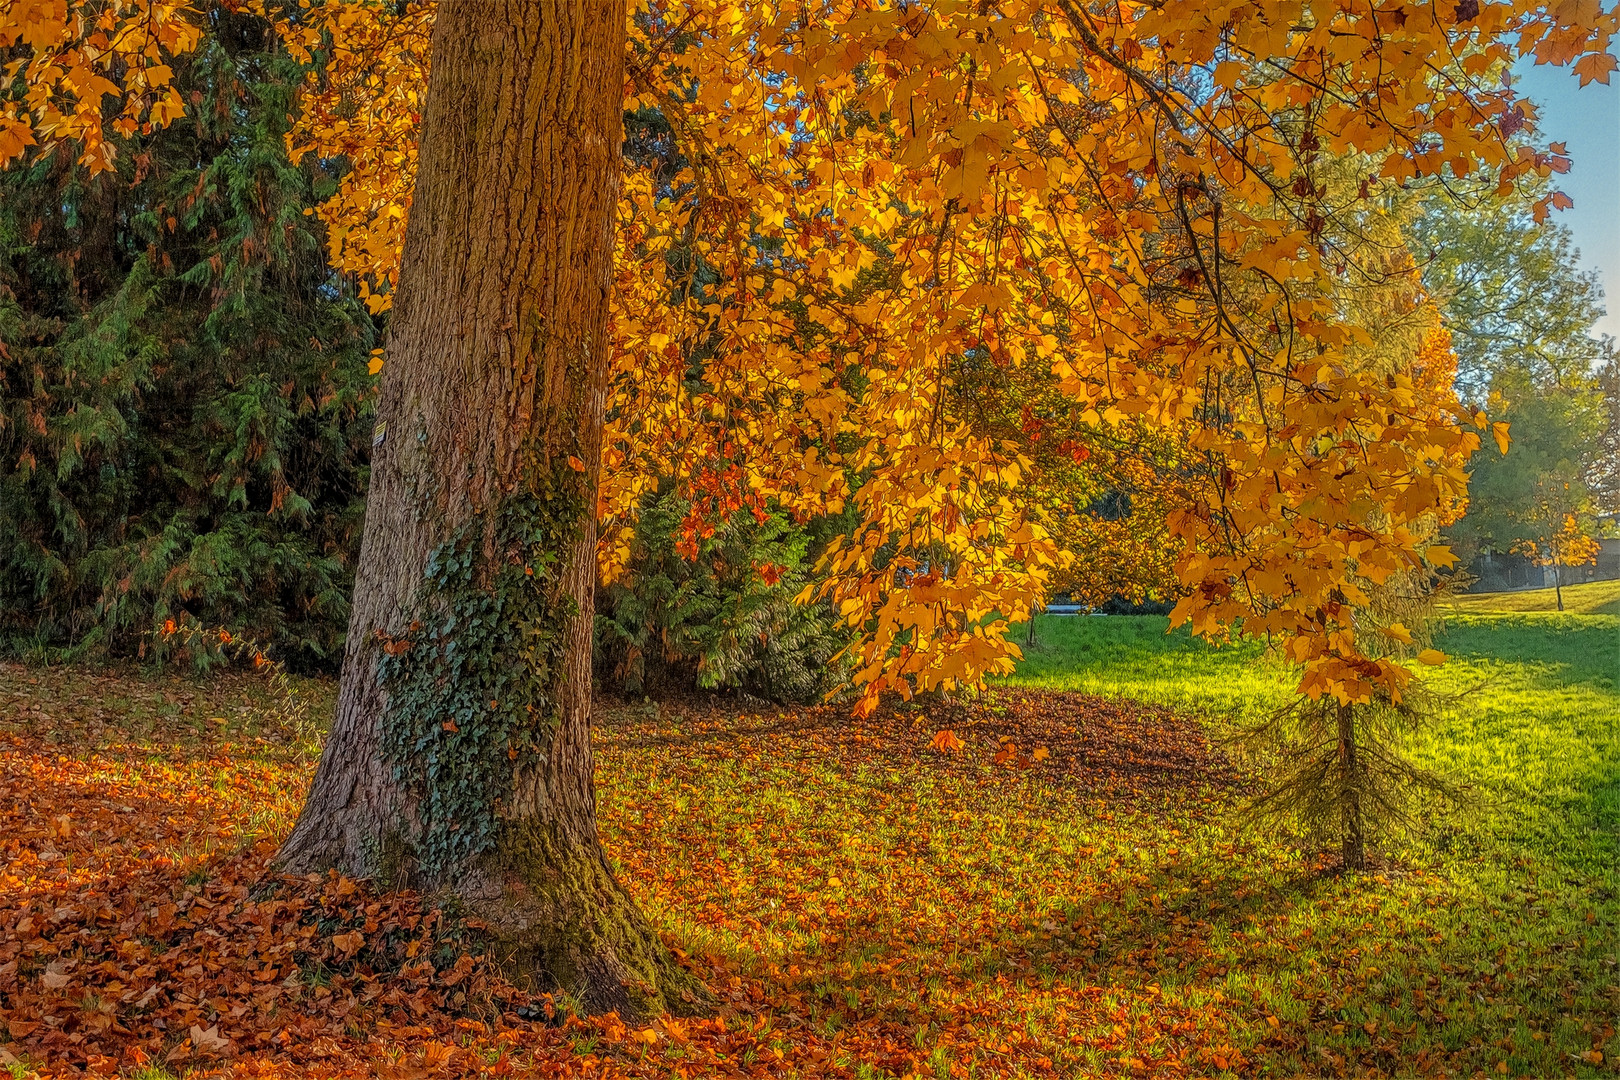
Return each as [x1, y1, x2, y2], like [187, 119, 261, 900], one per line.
[1436, 615, 1619, 681]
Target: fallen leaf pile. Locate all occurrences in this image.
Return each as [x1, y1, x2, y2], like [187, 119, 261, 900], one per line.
[0, 845, 516, 1069]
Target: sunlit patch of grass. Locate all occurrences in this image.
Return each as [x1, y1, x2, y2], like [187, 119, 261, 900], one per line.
[999, 615, 1294, 718]
[599, 610, 1618, 1077]
[1447, 577, 1620, 616]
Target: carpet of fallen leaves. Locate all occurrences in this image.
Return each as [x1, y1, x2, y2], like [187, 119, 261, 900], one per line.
[1, 663, 1614, 1079]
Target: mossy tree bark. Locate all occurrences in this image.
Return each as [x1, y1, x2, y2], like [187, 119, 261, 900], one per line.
[276, 0, 704, 1019]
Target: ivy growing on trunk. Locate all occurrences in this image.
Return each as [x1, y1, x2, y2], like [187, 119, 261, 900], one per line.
[376, 487, 582, 876]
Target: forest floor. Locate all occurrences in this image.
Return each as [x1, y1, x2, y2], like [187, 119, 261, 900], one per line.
[0, 604, 1615, 1079]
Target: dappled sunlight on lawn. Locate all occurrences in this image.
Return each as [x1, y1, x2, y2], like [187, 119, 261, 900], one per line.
[1, 621, 1616, 1077]
[1446, 579, 1620, 617]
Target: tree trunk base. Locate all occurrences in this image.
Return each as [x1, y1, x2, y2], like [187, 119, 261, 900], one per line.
[459, 822, 712, 1021]
[1337, 701, 1366, 873]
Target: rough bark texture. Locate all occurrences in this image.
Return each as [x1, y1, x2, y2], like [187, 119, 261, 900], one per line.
[277, 0, 704, 1019]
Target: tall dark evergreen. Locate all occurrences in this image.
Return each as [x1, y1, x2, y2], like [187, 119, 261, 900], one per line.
[0, 7, 378, 669]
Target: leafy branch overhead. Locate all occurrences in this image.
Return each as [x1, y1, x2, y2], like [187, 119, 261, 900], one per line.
[3, 0, 1615, 715]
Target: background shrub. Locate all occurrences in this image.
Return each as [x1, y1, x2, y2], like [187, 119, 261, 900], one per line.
[595, 489, 853, 703]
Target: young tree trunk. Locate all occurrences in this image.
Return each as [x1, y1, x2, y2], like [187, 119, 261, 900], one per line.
[1552, 528, 1566, 611]
[276, 0, 703, 1019]
[1336, 701, 1365, 871]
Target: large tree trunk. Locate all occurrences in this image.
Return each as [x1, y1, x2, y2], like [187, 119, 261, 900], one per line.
[277, 0, 703, 1019]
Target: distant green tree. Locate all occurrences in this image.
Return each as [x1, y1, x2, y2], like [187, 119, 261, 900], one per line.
[1462, 381, 1603, 607]
[1414, 193, 1612, 401]
[1591, 355, 1620, 524]
[1413, 194, 1613, 583]
[0, 6, 377, 669]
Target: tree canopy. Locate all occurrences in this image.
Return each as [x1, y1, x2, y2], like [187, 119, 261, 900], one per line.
[4, 0, 1616, 713]
[1415, 189, 1614, 594]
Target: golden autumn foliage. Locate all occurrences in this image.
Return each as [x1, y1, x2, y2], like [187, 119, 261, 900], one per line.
[1515, 511, 1602, 571]
[0, 0, 198, 168]
[4, 0, 1615, 712]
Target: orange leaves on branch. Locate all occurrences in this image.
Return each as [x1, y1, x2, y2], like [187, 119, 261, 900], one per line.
[1573, 50, 1619, 85]
[1532, 190, 1577, 223]
[11, 0, 1618, 711]
[1380, 623, 1415, 646]
[270, 0, 1614, 710]
[591, 0, 1618, 710]
[0, 0, 203, 173]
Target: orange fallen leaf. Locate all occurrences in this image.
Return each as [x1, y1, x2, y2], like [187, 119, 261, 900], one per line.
[331, 930, 365, 958]
[931, 729, 964, 752]
[421, 1041, 456, 1069]
[190, 1024, 230, 1057]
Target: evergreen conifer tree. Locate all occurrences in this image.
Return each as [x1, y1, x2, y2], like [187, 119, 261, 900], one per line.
[0, 6, 378, 669]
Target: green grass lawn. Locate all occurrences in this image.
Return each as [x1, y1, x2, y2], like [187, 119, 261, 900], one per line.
[1005, 614, 1287, 715]
[4, 593, 1614, 1079]
[989, 603, 1620, 1075]
[1448, 578, 1620, 616]
[593, 601, 1618, 1076]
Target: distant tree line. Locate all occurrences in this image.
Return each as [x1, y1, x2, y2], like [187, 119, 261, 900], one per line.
[1415, 188, 1618, 598]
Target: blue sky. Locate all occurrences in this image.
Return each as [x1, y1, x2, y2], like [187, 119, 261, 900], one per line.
[1512, 55, 1620, 338]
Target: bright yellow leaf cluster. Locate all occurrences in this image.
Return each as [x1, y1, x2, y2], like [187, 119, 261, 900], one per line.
[8, 0, 1615, 713]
